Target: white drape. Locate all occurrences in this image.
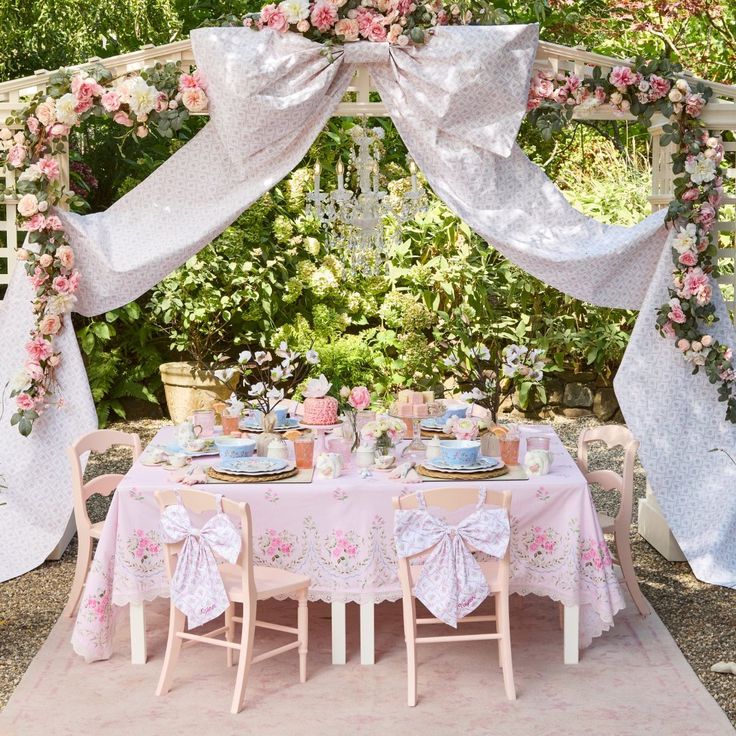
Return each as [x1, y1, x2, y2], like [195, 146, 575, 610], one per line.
[1, 25, 734, 586]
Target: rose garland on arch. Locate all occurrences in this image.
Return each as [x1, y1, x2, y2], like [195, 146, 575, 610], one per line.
[1, 63, 208, 436]
[527, 59, 736, 423]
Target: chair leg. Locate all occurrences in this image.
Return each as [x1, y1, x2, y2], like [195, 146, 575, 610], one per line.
[614, 530, 650, 617]
[63, 533, 92, 618]
[298, 589, 309, 684]
[225, 603, 236, 668]
[497, 593, 516, 701]
[156, 605, 186, 696]
[496, 594, 505, 669]
[401, 593, 418, 707]
[231, 601, 256, 714]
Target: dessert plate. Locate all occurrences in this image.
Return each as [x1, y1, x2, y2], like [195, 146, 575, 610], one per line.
[215, 457, 290, 475]
[424, 457, 501, 473]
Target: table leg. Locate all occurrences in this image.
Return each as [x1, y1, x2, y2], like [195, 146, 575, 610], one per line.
[331, 601, 346, 665]
[563, 604, 579, 664]
[360, 600, 375, 665]
[130, 601, 148, 665]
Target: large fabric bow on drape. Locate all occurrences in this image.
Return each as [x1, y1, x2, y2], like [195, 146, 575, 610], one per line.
[1, 23, 734, 588]
[159, 502, 241, 628]
[395, 493, 510, 627]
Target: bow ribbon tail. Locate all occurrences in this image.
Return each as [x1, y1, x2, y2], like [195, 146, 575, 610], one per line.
[453, 532, 489, 622]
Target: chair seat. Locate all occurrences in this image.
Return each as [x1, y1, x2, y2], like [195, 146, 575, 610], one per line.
[90, 521, 105, 539]
[220, 563, 310, 602]
[597, 511, 615, 532]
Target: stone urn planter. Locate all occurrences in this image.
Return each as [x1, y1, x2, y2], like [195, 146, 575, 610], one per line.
[159, 361, 239, 424]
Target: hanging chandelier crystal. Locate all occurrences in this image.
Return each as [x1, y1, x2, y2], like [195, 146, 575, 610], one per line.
[306, 122, 428, 276]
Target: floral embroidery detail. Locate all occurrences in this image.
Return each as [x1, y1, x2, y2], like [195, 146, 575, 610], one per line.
[580, 539, 614, 572]
[265, 488, 279, 503]
[325, 528, 362, 572]
[128, 488, 143, 501]
[123, 529, 164, 575]
[332, 488, 347, 501]
[258, 528, 297, 563]
[536, 487, 551, 502]
[81, 586, 111, 624]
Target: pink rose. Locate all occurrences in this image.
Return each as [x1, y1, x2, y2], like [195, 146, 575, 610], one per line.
[311, 1, 338, 31]
[29, 266, 48, 290]
[681, 187, 699, 202]
[178, 72, 203, 91]
[348, 386, 371, 411]
[74, 96, 93, 114]
[52, 275, 72, 293]
[56, 245, 74, 269]
[296, 19, 310, 32]
[71, 77, 103, 100]
[68, 271, 81, 292]
[38, 253, 53, 268]
[668, 301, 686, 325]
[180, 88, 208, 112]
[266, 6, 289, 31]
[701, 335, 713, 347]
[6, 144, 27, 167]
[697, 202, 716, 228]
[594, 86, 607, 104]
[677, 338, 690, 352]
[661, 321, 676, 339]
[648, 75, 670, 100]
[26, 335, 53, 362]
[685, 93, 705, 117]
[367, 19, 387, 42]
[37, 156, 60, 181]
[609, 66, 637, 90]
[26, 116, 40, 135]
[155, 93, 168, 113]
[16, 393, 35, 411]
[49, 123, 69, 138]
[45, 215, 63, 231]
[335, 18, 359, 41]
[136, 125, 149, 138]
[40, 314, 61, 335]
[25, 361, 44, 381]
[678, 250, 697, 266]
[113, 111, 134, 127]
[16, 248, 29, 261]
[23, 213, 46, 232]
[533, 78, 554, 99]
[48, 354, 61, 367]
[100, 91, 122, 112]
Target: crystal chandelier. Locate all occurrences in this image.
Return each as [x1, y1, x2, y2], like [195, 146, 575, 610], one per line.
[306, 123, 427, 276]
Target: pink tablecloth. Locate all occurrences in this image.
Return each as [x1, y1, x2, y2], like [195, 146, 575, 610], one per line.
[72, 425, 624, 661]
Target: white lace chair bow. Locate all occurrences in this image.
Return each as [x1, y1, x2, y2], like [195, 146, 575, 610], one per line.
[394, 490, 510, 627]
[160, 495, 241, 629]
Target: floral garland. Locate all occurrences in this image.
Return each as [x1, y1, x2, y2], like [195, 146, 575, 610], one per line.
[527, 58, 736, 423]
[1, 63, 208, 435]
[236, 0, 471, 46]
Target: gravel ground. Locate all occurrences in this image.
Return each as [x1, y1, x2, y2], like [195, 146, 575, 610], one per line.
[0, 415, 734, 725]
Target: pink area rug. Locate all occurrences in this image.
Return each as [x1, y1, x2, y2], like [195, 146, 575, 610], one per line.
[1, 590, 731, 736]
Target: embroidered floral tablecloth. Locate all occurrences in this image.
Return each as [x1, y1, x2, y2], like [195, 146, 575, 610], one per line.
[72, 425, 624, 661]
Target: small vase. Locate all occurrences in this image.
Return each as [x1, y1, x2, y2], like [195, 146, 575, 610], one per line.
[343, 412, 360, 452]
[256, 413, 279, 457]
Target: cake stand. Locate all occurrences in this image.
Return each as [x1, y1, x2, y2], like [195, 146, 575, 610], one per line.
[299, 422, 345, 457]
[390, 402, 445, 458]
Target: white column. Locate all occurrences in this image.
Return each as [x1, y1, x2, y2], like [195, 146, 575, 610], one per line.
[331, 600, 346, 665]
[129, 601, 147, 664]
[563, 604, 579, 665]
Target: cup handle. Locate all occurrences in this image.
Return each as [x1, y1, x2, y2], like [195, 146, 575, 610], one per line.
[192, 423, 202, 437]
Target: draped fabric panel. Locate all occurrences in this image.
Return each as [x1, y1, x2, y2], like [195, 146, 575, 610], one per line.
[1, 24, 734, 586]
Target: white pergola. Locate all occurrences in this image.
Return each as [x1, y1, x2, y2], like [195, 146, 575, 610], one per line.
[0, 36, 734, 565]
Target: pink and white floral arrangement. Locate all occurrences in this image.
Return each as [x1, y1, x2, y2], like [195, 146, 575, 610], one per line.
[1, 63, 207, 435]
[526, 57, 735, 423]
[360, 415, 405, 446]
[240, 0, 472, 47]
[443, 416, 479, 440]
[338, 385, 372, 449]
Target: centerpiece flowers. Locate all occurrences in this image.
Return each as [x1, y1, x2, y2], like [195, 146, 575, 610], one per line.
[233, 342, 320, 424]
[442, 340, 547, 424]
[338, 385, 372, 450]
[443, 416, 480, 441]
[240, 0, 473, 48]
[360, 414, 405, 452]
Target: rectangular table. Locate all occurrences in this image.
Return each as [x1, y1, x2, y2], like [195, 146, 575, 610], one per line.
[72, 425, 624, 667]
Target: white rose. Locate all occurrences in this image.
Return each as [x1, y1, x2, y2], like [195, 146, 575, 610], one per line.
[0, 127, 12, 140]
[668, 89, 683, 103]
[675, 78, 690, 93]
[10, 371, 31, 393]
[55, 93, 79, 126]
[126, 77, 158, 116]
[706, 137, 719, 148]
[18, 164, 42, 182]
[37, 200, 48, 212]
[17, 193, 39, 217]
[610, 92, 623, 105]
[13, 131, 25, 144]
[701, 335, 713, 347]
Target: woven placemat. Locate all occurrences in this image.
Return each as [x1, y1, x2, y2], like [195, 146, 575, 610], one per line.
[416, 463, 509, 481]
[206, 466, 299, 484]
[420, 428, 492, 440]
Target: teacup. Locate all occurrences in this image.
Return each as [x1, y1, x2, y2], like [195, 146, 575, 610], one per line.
[273, 408, 289, 426]
[168, 453, 188, 469]
[374, 452, 395, 470]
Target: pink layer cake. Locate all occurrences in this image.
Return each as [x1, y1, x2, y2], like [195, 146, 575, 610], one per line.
[303, 396, 339, 425]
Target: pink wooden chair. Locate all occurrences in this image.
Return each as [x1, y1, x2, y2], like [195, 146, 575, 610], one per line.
[155, 489, 310, 714]
[392, 487, 515, 705]
[577, 425, 650, 616]
[64, 429, 142, 617]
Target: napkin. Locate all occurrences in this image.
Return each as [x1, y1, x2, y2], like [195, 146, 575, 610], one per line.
[389, 462, 421, 483]
[168, 466, 209, 485]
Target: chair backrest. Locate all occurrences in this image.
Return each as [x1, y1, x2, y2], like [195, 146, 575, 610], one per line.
[392, 486, 512, 594]
[155, 489, 257, 610]
[67, 429, 142, 532]
[577, 425, 639, 530]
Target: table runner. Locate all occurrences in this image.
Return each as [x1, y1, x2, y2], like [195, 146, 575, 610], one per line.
[71, 425, 624, 662]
